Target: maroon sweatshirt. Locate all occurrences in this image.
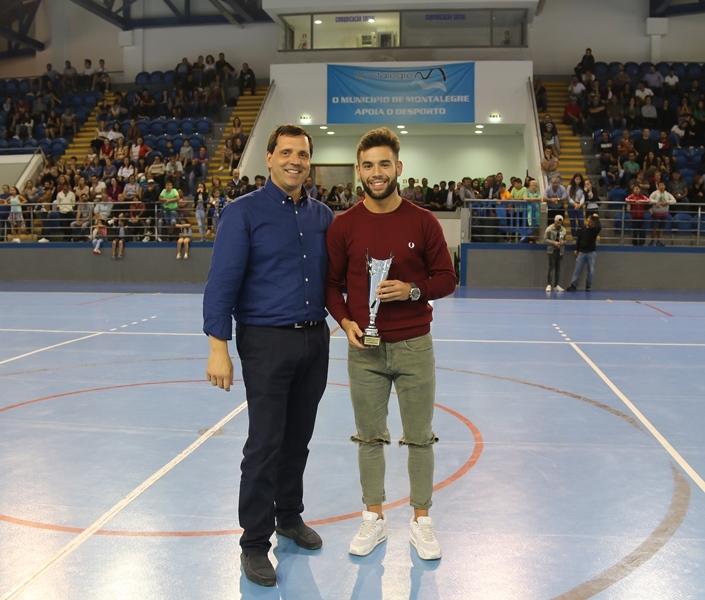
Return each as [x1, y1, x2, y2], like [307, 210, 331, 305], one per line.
[326, 199, 457, 343]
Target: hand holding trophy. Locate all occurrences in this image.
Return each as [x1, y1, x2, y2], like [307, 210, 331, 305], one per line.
[362, 250, 393, 347]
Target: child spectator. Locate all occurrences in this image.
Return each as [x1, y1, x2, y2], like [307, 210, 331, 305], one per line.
[91, 219, 107, 254]
[626, 184, 650, 246]
[648, 181, 677, 246]
[109, 214, 126, 259]
[8, 186, 27, 242]
[175, 218, 192, 259]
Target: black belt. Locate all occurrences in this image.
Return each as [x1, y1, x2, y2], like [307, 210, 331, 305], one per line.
[283, 320, 321, 329]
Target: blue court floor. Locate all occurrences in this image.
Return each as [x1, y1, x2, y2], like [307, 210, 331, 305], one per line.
[0, 285, 703, 600]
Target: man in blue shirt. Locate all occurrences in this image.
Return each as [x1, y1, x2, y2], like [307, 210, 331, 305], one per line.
[203, 124, 334, 587]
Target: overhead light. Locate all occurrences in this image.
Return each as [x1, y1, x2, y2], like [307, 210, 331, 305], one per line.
[327, 131, 335, 135]
[299, 115, 312, 123]
[475, 130, 483, 134]
[397, 125, 405, 129]
[400, 130, 408, 134]
[367, 17, 375, 23]
[314, 19, 322, 25]
[319, 125, 328, 129]
[489, 113, 502, 122]
[475, 124, 484, 129]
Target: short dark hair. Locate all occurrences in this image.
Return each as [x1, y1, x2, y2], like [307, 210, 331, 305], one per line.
[356, 127, 400, 161]
[267, 124, 313, 157]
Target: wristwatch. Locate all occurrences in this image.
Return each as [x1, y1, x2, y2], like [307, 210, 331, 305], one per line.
[409, 282, 421, 301]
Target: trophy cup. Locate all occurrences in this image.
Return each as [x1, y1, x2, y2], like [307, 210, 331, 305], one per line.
[362, 251, 393, 347]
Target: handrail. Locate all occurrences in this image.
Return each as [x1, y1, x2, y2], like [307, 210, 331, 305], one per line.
[238, 80, 275, 170]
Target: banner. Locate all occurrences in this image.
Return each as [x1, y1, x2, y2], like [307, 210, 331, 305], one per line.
[327, 63, 475, 124]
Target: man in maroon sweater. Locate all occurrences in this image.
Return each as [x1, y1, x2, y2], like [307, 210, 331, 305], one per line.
[326, 127, 457, 561]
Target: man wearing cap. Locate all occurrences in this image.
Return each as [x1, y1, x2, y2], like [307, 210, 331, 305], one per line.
[543, 214, 566, 292]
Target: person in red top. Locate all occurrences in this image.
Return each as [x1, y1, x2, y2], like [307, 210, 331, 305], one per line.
[625, 183, 650, 246]
[326, 127, 456, 561]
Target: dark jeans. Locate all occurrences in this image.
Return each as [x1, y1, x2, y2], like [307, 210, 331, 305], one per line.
[547, 252, 562, 286]
[235, 321, 329, 554]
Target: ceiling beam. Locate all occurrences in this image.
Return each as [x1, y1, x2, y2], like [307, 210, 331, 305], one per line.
[0, 25, 45, 51]
[651, 0, 705, 16]
[209, 0, 244, 28]
[219, 0, 254, 23]
[69, 0, 128, 29]
[162, 0, 183, 19]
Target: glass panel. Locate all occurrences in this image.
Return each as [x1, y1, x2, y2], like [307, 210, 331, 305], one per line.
[491, 10, 526, 47]
[311, 12, 399, 50]
[280, 14, 312, 51]
[400, 10, 491, 47]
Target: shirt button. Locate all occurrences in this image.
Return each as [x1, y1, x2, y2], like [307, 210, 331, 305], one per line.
[281, 201, 285, 204]
[303, 254, 307, 258]
[306, 301, 309, 305]
[300, 232, 303, 236]
[305, 278, 309, 282]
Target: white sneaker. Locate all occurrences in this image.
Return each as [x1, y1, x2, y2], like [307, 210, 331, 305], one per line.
[349, 511, 387, 556]
[545, 284, 552, 292]
[554, 285, 564, 292]
[38, 238, 49, 243]
[12, 238, 20, 243]
[142, 235, 150, 242]
[410, 516, 441, 560]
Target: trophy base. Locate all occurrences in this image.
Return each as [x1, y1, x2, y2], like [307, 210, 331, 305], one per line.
[362, 332, 381, 347]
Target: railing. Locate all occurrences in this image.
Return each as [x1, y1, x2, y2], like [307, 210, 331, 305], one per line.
[0, 201, 207, 244]
[464, 199, 705, 246]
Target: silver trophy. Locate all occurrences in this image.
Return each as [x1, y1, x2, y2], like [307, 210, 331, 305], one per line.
[363, 251, 393, 347]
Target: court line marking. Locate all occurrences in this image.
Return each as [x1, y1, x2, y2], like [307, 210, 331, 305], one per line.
[0, 399, 249, 600]
[568, 339, 705, 496]
[0, 333, 104, 366]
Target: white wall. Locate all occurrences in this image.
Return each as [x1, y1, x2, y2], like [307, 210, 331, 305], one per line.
[5, 0, 705, 82]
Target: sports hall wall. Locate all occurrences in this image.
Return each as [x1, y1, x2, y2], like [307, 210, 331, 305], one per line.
[4, 0, 705, 82]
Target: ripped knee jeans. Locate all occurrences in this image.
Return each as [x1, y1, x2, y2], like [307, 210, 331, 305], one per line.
[348, 333, 438, 510]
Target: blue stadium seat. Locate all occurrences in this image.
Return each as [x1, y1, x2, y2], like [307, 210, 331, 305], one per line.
[686, 63, 702, 80]
[0, 139, 8, 149]
[156, 135, 171, 153]
[150, 119, 165, 136]
[688, 148, 705, 168]
[607, 62, 621, 78]
[143, 134, 157, 148]
[673, 148, 689, 169]
[639, 62, 653, 78]
[23, 138, 38, 148]
[673, 212, 693, 239]
[679, 168, 696, 186]
[624, 62, 639, 78]
[163, 70, 175, 85]
[51, 140, 65, 155]
[656, 62, 671, 76]
[613, 211, 632, 235]
[136, 71, 150, 86]
[136, 119, 150, 136]
[594, 62, 608, 81]
[5, 79, 18, 95]
[181, 118, 195, 135]
[171, 134, 185, 152]
[165, 118, 181, 135]
[188, 135, 203, 151]
[671, 62, 686, 78]
[196, 117, 212, 135]
[607, 187, 628, 210]
[149, 71, 164, 85]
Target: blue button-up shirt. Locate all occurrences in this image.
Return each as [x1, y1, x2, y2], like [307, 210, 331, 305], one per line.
[203, 178, 334, 340]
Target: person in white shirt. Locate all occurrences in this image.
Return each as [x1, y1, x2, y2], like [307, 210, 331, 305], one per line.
[648, 181, 676, 246]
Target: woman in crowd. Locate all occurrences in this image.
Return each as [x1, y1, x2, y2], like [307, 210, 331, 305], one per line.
[566, 173, 585, 234]
[540, 147, 561, 183]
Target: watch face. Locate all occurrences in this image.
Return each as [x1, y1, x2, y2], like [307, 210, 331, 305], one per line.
[410, 285, 421, 301]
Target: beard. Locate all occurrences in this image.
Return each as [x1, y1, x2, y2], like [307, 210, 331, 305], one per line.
[361, 176, 398, 201]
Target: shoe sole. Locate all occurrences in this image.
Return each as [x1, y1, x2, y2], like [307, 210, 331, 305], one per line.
[240, 555, 276, 587]
[348, 533, 387, 556]
[410, 536, 442, 560]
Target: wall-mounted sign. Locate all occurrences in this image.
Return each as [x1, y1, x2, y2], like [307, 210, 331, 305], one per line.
[327, 63, 475, 124]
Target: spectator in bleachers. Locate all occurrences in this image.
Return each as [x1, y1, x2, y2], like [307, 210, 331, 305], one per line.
[574, 48, 595, 79]
[54, 182, 76, 240]
[31, 94, 48, 124]
[694, 99, 705, 135]
[622, 152, 640, 186]
[193, 182, 208, 239]
[657, 98, 675, 132]
[231, 116, 245, 143]
[86, 157, 103, 181]
[44, 109, 59, 139]
[175, 58, 191, 85]
[157, 89, 172, 117]
[534, 79, 547, 112]
[71, 192, 93, 241]
[643, 151, 660, 181]
[192, 55, 205, 82]
[146, 155, 166, 189]
[203, 55, 217, 86]
[643, 66, 664, 95]
[587, 95, 608, 132]
[625, 184, 650, 246]
[659, 154, 673, 180]
[89, 174, 106, 200]
[542, 122, 560, 156]
[207, 176, 226, 235]
[635, 81, 654, 106]
[106, 177, 123, 205]
[567, 75, 586, 105]
[175, 218, 192, 259]
[127, 194, 146, 239]
[59, 107, 77, 138]
[91, 218, 107, 254]
[62, 60, 77, 92]
[656, 130, 672, 157]
[80, 59, 96, 91]
[543, 214, 566, 292]
[94, 59, 111, 92]
[125, 118, 140, 144]
[667, 170, 689, 212]
[189, 145, 210, 194]
[584, 178, 600, 215]
[6, 186, 27, 242]
[641, 96, 658, 129]
[650, 169, 664, 192]
[688, 173, 705, 217]
[664, 68, 679, 94]
[109, 213, 126, 259]
[648, 181, 677, 245]
[123, 174, 139, 201]
[566, 174, 585, 233]
[677, 96, 693, 125]
[93, 193, 112, 222]
[686, 80, 701, 107]
[563, 96, 586, 135]
[605, 95, 626, 131]
[541, 147, 560, 182]
[634, 128, 658, 163]
[624, 97, 640, 130]
[166, 155, 184, 189]
[219, 138, 235, 171]
[99, 137, 114, 165]
[616, 129, 634, 161]
[179, 137, 193, 168]
[683, 116, 701, 147]
[107, 121, 123, 143]
[238, 62, 257, 95]
[117, 157, 134, 184]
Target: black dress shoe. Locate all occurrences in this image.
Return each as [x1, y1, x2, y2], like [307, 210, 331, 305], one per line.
[241, 553, 276, 587]
[275, 523, 322, 550]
